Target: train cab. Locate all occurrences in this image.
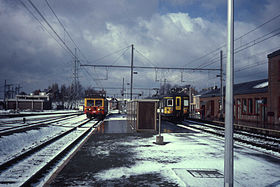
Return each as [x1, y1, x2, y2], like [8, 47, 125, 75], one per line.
[84, 97, 108, 119]
[161, 93, 189, 121]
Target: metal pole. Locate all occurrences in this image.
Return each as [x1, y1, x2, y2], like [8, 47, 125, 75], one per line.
[122, 77, 125, 112]
[4, 80, 6, 110]
[74, 48, 78, 108]
[159, 102, 161, 136]
[189, 86, 192, 117]
[130, 44, 134, 100]
[220, 50, 223, 120]
[225, 0, 234, 186]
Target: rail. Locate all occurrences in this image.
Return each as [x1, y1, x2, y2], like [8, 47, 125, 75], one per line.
[0, 113, 82, 136]
[181, 119, 280, 154]
[0, 117, 102, 186]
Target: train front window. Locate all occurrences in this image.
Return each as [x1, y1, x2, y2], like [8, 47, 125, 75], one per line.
[167, 99, 173, 106]
[184, 100, 189, 106]
[176, 98, 180, 106]
[95, 100, 103, 106]
[87, 100, 94, 107]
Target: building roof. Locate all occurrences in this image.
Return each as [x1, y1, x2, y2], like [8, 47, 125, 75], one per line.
[200, 79, 268, 98]
[267, 49, 280, 58]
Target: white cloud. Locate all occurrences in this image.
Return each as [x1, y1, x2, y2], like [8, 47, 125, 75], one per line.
[0, 0, 279, 95]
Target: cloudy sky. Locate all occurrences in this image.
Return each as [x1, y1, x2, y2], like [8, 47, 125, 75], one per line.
[0, 0, 280, 97]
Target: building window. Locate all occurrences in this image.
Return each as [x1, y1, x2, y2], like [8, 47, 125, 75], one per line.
[242, 99, 247, 114]
[237, 99, 241, 105]
[255, 99, 260, 115]
[248, 98, 253, 114]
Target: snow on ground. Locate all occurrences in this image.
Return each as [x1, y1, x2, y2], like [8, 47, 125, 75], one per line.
[0, 109, 78, 114]
[93, 132, 280, 186]
[0, 114, 87, 164]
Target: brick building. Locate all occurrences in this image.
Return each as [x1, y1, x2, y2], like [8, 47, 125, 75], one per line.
[199, 49, 280, 127]
[267, 49, 280, 125]
[5, 92, 51, 111]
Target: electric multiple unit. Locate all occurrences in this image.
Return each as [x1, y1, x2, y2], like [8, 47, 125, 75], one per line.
[160, 93, 189, 121]
[84, 97, 108, 119]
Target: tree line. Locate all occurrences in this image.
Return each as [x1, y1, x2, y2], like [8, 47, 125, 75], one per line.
[32, 82, 104, 109]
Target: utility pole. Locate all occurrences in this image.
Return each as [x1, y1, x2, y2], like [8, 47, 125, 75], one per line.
[163, 78, 167, 95]
[122, 78, 125, 97]
[15, 84, 22, 95]
[73, 48, 79, 108]
[220, 50, 223, 120]
[189, 86, 192, 117]
[122, 77, 125, 112]
[4, 80, 6, 110]
[130, 44, 134, 100]
[225, 0, 234, 186]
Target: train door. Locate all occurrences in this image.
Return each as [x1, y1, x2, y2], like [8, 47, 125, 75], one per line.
[175, 96, 181, 111]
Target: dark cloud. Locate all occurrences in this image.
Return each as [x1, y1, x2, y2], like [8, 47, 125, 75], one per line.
[0, 0, 279, 97]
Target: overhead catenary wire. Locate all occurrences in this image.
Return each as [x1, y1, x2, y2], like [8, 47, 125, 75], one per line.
[27, 0, 76, 58]
[235, 61, 267, 73]
[44, 0, 81, 54]
[194, 26, 280, 70]
[22, 0, 104, 89]
[134, 49, 158, 67]
[234, 27, 280, 54]
[189, 12, 280, 68]
[18, 0, 68, 53]
[45, 0, 106, 86]
[18, 1, 280, 91]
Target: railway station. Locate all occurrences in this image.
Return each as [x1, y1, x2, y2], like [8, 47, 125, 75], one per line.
[46, 111, 280, 186]
[1, 0, 280, 186]
[1, 103, 280, 186]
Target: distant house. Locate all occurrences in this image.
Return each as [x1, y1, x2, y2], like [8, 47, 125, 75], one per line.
[5, 92, 52, 111]
[199, 49, 280, 126]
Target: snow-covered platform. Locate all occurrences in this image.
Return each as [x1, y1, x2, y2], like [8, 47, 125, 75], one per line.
[49, 113, 280, 186]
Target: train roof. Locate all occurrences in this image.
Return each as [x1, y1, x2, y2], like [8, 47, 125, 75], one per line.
[160, 92, 189, 99]
[84, 96, 106, 99]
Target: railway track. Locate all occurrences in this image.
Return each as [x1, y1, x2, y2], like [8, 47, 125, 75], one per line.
[180, 119, 280, 154]
[0, 111, 81, 119]
[0, 116, 101, 186]
[0, 113, 82, 136]
[0, 112, 79, 126]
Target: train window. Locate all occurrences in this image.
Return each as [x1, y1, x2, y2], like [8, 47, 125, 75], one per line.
[95, 100, 103, 106]
[184, 99, 189, 106]
[167, 99, 173, 106]
[87, 100, 94, 106]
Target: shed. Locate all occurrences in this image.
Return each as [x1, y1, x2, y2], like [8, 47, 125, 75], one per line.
[127, 99, 158, 132]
